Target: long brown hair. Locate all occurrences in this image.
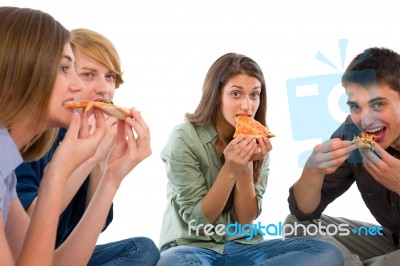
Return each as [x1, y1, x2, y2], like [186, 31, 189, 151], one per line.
[186, 53, 268, 184]
[0, 7, 70, 160]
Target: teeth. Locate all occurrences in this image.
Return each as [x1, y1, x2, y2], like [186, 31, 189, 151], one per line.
[365, 127, 383, 133]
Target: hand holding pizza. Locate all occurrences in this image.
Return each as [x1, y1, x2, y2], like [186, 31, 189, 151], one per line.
[359, 143, 400, 195]
[48, 109, 106, 177]
[104, 108, 151, 186]
[249, 137, 272, 161]
[223, 135, 258, 177]
[232, 115, 273, 162]
[305, 138, 357, 175]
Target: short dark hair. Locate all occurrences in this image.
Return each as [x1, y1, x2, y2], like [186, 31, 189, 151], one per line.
[342, 47, 400, 93]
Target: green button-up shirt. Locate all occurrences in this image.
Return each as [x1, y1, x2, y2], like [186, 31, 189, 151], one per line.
[159, 122, 270, 254]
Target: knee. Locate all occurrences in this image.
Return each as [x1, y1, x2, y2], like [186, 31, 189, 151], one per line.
[135, 237, 160, 261]
[283, 213, 299, 225]
[313, 239, 344, 266]
[157, 248, 178, 266]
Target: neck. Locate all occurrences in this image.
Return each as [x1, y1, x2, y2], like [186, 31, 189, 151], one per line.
[10, 118, 39, 149]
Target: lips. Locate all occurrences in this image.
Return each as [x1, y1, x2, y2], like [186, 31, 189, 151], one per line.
[63, 100, 75, 112]
[365, 127, 386, 142]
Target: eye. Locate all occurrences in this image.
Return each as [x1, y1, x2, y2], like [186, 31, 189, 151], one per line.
[371, 101, 384, 111]
[60, 65, 69, 73]
[79, 72, 94, 80]
[230, 91, 241, 98]
[105, 73, 116, 81]
[348, 103, 360, 113]
[250, 91, 260, 99]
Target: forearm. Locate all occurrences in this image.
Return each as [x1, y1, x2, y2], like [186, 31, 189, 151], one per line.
[53, 175, 118, 266]
[62, 158, 99, 211]
[18, 166, 67, 265]
[233, 163, 257, 224]
[202, 164, 236, 224]
[85, 163, 104, 209]
[293, 167, 325, 214]
[25, 157, 99, 218]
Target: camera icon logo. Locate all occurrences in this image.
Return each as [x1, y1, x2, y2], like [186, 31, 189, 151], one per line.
[287, 40, 350, 167]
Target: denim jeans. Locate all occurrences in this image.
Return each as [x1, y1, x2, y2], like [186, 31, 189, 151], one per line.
[87, 237, 160, 266]
[284, 214, 400, 266]
[157, 238, 344, 266]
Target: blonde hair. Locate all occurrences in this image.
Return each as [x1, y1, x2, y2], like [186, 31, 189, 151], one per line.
[71, 28, 124, 88]
[0, 7, 70, 160]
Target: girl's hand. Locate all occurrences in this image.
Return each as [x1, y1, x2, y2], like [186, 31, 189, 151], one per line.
[223, 135, 257, 177]
[249, 137, 272, 161]
[50, 109, 106, 176]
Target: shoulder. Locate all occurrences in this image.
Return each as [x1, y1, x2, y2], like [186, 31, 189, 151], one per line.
[167, 122, 215, 144]
[162, 122, 216, 155]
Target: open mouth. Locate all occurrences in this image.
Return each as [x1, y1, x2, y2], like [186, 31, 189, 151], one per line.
[365, 126, 386, 142]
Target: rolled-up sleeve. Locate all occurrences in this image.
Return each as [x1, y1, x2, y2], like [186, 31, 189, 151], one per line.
[288, 162, 355, 220]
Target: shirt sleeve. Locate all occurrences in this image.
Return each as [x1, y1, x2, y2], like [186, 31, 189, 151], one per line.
[287, 116, 356, 220]
[15, 161, 42, 210]
[288, 162, 355, 220]
[161, 126, 210, 226]
[254, 153, 270, 218]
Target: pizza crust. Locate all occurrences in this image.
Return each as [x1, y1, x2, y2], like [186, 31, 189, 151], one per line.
[66, 100, 131, 119]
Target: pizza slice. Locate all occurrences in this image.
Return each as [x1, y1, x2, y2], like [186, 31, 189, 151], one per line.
[66, 100, 131, 119]
[233, 115, 275, 139]
[352, 132, 375, 151]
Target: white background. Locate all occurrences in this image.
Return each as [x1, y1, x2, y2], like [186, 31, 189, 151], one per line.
[3, 0, 399, 246]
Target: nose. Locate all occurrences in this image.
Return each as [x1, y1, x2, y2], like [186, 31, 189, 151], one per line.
[93, 78, 112, 96]
[360, 109, 376, 129]
[241, 97, 252, 111]
[70, 71, 85, 92]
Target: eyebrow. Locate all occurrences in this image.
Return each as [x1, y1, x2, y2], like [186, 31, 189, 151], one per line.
[346, 96, 386, 106]
[78, 66, 97, 72]
[63, 55, 73, 62]
[230, 85, 261, 90]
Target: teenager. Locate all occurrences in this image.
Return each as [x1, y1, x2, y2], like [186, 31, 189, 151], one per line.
[0, 6, 106, 265]
[287, 47, 400, 266]
[15, 28, 160, 265]
[157, 53, 344, 265]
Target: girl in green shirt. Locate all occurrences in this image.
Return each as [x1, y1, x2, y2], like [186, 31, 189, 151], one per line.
[157, 53, 344, 265]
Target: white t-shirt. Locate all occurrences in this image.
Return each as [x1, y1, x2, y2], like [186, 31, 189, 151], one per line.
[0, 127, 22, 224]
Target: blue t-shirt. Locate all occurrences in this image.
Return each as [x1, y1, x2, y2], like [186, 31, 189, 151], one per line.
[15, 128, 113, 247]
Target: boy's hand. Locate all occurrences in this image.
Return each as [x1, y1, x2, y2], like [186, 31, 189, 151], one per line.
[360, 143, 400, 195]
[305, 138, 357, 175]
